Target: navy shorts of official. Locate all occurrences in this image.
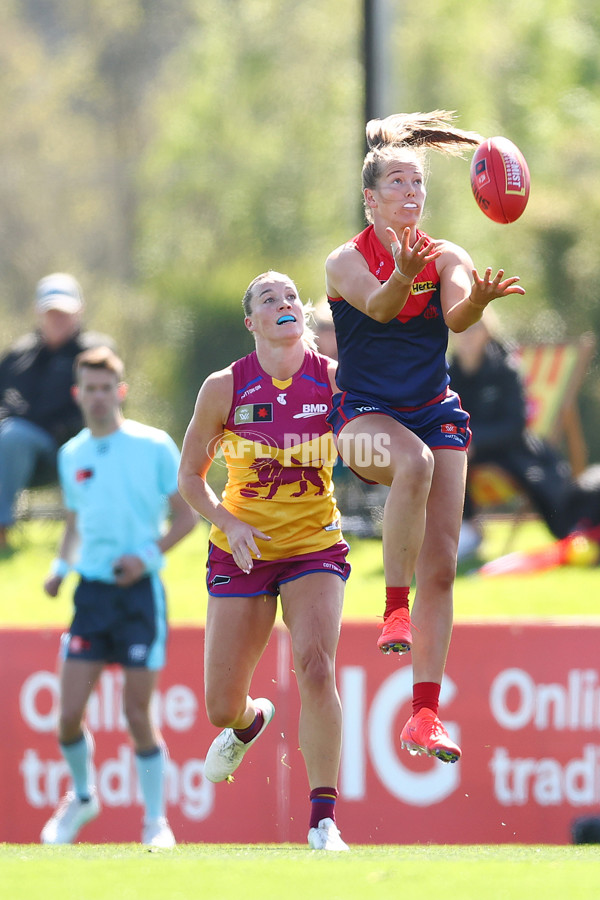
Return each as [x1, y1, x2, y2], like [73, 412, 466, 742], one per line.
[63, 574, 167, 670]
[327, 389, 471, 484]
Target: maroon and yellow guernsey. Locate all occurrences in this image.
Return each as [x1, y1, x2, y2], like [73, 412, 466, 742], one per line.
[209, 348, 341, 559]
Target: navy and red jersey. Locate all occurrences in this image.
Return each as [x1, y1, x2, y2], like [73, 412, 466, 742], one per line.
[329, 224, 450, 408]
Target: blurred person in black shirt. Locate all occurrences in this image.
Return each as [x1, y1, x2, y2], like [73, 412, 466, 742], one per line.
[449, 314, 600, 560]
[0, 273, 114, 549]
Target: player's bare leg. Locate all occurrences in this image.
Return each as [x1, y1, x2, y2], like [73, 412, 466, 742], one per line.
[401, 448, 466, 763]
[203, 594, 277, 783]
[337, 414, 433, 654]
[281, 573, 348, 851]
[280, 573, 344, 787]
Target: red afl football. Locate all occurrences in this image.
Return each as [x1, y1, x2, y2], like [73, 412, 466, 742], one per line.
[470, 136, 530, 224]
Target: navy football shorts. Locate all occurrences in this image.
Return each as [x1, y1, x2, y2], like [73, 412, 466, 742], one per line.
[62, 574, 167, 670]
[327, 388, 471, 483]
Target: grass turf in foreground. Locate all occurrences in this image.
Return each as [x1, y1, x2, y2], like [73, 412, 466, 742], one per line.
[2, 844, 600, 900]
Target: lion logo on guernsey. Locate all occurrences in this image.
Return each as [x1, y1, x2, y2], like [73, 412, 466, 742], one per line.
[240, 457, 326, 500]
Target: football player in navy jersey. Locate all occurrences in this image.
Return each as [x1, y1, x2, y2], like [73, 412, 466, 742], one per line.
[325, 110, 525, 764]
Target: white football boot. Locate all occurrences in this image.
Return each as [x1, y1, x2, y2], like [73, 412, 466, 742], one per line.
[41, 789, 100, 844]
[142, 816, 176, 848]
[204, 698, 275, 783]
[308, 817, 349, 852]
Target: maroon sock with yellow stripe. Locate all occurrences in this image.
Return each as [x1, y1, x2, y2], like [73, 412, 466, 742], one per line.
[309, 786, 338, 828]
[233, 709, 264, 744]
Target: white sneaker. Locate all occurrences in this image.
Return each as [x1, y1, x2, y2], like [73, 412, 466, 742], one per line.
[40, 789, 100, 844]
[308, 817, 349, 852]
[142, 816, 176, 848]
[204, 698, 275, 783]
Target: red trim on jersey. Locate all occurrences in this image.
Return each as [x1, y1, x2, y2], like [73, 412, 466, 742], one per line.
[335, 392, 350, 422]
[349, 226, 440, 323]
[391, 387, 449, 413]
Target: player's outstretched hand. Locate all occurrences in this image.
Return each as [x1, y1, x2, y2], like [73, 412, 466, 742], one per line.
[387, 226, 442, 282]
[470, 266, 525, 308]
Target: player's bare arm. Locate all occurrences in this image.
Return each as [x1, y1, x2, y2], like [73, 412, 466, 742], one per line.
[44, 511, 78, 598]
[178, 368, 270, 574]
[326, 358, 338, 395]
[325, 242, 410, 324]
[440, 241, 525, 333]
[326, 230, 440, 324]
[162, 491, 198, 552]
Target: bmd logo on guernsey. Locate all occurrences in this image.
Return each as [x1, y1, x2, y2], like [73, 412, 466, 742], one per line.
[293, 403, 329, 419]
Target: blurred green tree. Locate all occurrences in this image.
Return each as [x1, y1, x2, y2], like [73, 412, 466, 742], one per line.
[384, 0, 600, 457]
[0, 0, 599, 457]
[135, 0, 362, 439]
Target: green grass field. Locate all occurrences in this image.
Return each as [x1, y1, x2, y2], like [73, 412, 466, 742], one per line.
[2, 844, 600, 900]
[2, 517, 599, 627]
[3, 520, 600, 899]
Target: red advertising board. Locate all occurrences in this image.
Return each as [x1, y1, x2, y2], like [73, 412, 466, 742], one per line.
[1, 621, 598, 844]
